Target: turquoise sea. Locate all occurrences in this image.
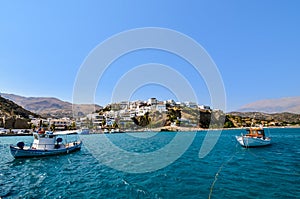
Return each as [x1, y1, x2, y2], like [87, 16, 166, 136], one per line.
[0, 128, 299, 198]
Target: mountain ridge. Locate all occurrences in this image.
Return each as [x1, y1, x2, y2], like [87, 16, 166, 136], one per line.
[237, 96, 300, 114]
[0, 93, 102, 118]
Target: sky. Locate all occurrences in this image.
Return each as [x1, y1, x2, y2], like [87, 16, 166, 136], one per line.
[0, 1, 299, 112]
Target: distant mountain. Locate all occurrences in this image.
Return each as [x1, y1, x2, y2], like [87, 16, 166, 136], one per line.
[237, 97, 300, 114]
[229, 111, 300, 126]
[0, 96, 39, 119]
[0, 93, 102, 118]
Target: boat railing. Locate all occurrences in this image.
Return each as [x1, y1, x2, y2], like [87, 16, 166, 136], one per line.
[31, 143, 66, 150]
[30, 141, 80, 150]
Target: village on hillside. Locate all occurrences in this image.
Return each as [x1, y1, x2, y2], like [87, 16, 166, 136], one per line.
[1, 96, 300, 134]
[28, 98, 214, 132]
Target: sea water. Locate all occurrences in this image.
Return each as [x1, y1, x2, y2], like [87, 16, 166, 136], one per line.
[0, 128, 299, 198]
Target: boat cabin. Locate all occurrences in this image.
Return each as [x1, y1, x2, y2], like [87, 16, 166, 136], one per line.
[245, 127, 265, 139]
[32, 132, 63, 150]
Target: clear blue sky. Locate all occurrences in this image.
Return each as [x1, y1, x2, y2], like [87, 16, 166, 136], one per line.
[0, 1, 299, 111]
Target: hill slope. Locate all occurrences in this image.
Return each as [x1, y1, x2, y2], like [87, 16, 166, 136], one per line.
[0, 95, 40, 128]
[237, 97, 300, 114]
[0, 93, 102, 118]
[0, 96, 39, 119]
[229, 111, 300, 126]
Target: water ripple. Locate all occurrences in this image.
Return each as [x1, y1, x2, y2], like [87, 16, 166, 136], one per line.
[0, 128, 299, 198]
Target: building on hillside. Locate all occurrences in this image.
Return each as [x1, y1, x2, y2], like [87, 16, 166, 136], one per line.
[185, 101, 198, 108]
[165, 99, 175, 106]
[30, 118, 49, 128]
[175, 102, 182, 107]
[119, 101, 129, 109]
[119, 109, 132, 121]
[48, 118, 71, 130]
[156, 102, 167, 113]
[148, 98, 158, 105]
[129, 101, 140, 109]
[86, 113, 105, 128]
[129, 110, 136, 118]
[75, 121, 82, 128]
[136, 106, 151, 116]
[120, 114, 132, 121]
[199, 105, 211, 111]
[105, 118, 116, 127]
[104, 110, 118, 119]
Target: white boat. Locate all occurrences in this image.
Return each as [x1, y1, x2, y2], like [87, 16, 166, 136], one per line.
[10, 130, 82, 158]
[53, 130, 78, 135]
[235, 126, 271, 147]
[78, 128, 90, 135]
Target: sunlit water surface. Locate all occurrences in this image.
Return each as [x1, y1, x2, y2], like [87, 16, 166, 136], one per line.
[0, 128, 299, 198]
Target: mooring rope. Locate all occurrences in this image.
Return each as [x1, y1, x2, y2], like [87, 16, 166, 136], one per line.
[208, 143, 239, 199]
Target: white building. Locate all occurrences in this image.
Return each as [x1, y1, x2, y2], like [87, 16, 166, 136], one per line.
[119, 109, 132, 121]
[166, 99, 175, 106]
[86, 113, 105, 127]
[48, 118, 72, 130]
[199, 105, 211, 110]
[185, 101, 198, 108]
[119, 101, 129, 109]
[175, 102, 182, 107]
[148, 98, 158, 105]
[156, 102, 167, 113]
[30, 118, 49, 127]
[106, 118, 116, 126]
[136, 106, 151, 116]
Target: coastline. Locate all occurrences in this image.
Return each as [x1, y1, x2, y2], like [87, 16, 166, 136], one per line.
[1, 125, 299, 137]
[0, 133, 33, 137]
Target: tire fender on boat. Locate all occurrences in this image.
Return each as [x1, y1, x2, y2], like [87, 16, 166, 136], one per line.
[17, 142, 25, 150]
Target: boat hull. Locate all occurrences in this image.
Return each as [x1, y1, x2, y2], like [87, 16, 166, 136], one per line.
[10, 142, 82, 158]
[236, 136, 271, 147]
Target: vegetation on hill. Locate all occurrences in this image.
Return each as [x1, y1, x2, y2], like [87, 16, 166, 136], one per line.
[130, 106, 226, 129]
[131, 107, 300, 130]
[2, 92, 300, 130]
[132, 112, 151, 127]
[0, 95, 40, 129]
[0, 96, 39, 119]
[228, 112, 300, 127]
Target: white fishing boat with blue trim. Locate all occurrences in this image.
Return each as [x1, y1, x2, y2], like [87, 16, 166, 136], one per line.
[236, 126, 271, 147]
[10, 129, 82, 158]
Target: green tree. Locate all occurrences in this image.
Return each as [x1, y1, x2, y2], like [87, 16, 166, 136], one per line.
[71, 122, 76, 130]
[50, 124, 56, 131]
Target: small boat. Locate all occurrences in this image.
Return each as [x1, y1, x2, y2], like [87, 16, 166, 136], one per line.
[52, 130, 78, 135]
[10, 130, 82, 158]
[78, 128, 90, 135]
[235, 126, 271, 147]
